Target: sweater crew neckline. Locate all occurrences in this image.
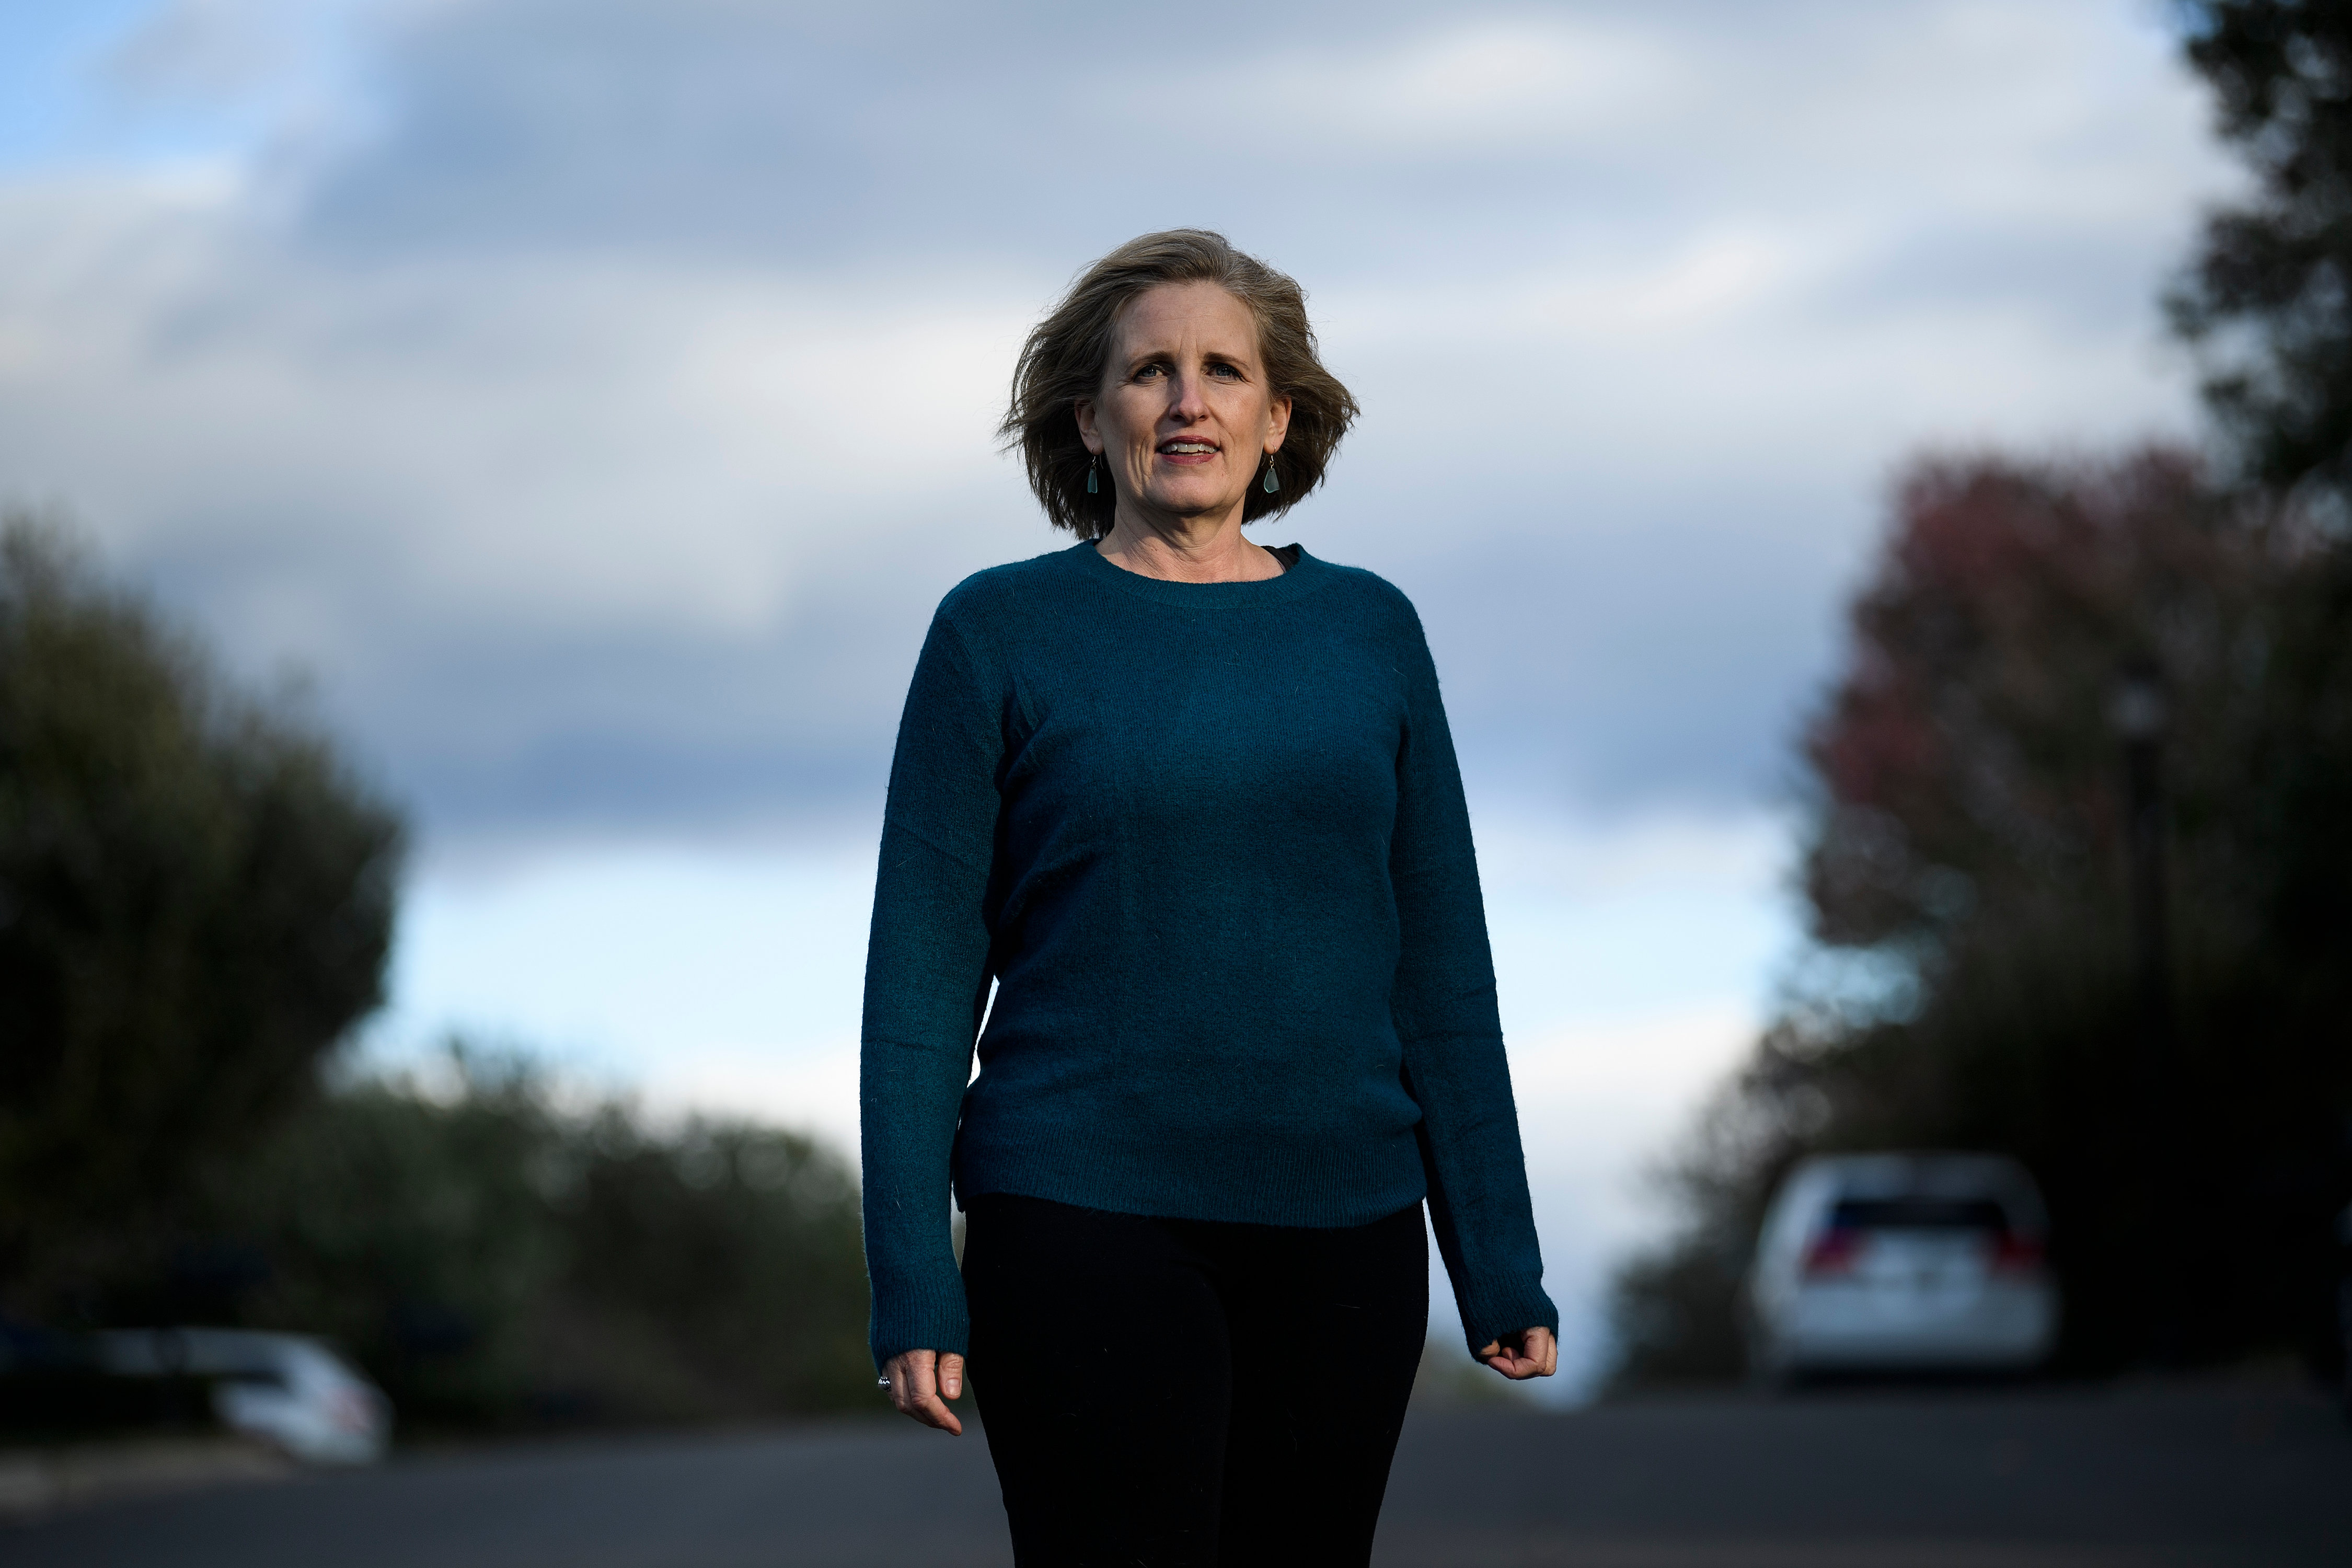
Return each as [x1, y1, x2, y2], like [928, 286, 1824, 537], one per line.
[1068, 539, 1330, 607]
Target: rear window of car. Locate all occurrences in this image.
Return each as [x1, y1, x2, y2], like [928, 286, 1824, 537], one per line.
[1829, 1197, 2010, 1232]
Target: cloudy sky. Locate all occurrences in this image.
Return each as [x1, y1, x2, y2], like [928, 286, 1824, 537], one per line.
[2, 0, 2232, 1390]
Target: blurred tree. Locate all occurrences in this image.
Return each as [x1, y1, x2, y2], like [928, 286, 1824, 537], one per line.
[555, 1105, 873, 1418]
[1602, 1070, 1778, 1386]
[2169, 1, 2352, 1017]
[215, 1047, 875, 1428]
[1606, 449, 2351, 1387]
[219, 1052, 570, 1423]
[0, 513, 873, 1431]
[2171, 2, 2352, 494]
[1610, 3, 2352, 1390]
[0, 513, 402, 1313]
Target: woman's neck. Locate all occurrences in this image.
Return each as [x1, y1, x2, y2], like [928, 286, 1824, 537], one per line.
[1094, 506, 1281, 583]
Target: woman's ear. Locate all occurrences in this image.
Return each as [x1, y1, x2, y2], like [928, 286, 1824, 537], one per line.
[1074, 398, 1102, 454]
[1265, 393, 1293, 454]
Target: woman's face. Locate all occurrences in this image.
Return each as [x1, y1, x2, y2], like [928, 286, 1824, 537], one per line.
[1076, 282, 1292, 529]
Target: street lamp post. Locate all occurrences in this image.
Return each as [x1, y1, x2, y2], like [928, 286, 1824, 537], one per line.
[2110, 658, 2178, 1364]
[2111, 661, 2172, 1071]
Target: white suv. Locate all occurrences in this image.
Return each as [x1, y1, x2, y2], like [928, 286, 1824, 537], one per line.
[1745, 1152, 2059, 1380]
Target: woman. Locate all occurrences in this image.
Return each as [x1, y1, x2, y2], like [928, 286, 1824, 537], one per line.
[862, 229, 1555, 1566]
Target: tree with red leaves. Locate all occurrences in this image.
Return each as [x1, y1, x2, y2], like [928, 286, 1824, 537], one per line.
[1610, 3, 2352, 1392]
[1608, 449, 2349, 1385]
[1801, 448, 2280, 963]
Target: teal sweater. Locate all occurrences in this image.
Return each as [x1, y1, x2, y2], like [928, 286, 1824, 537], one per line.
[860, 541, 1555, 1367]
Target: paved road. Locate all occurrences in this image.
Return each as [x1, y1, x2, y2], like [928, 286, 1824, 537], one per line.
[1, 1381, 2344, 1567]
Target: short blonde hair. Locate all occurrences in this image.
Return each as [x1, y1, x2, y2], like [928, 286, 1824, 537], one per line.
[1000, 230, 1361, 537]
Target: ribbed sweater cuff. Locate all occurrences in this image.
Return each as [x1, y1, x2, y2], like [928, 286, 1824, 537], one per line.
[1456, 1277, 1560, 1358]
[868, 1267, 971, 1371]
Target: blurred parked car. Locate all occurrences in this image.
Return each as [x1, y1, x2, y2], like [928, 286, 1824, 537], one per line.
[94, 1329, 391, 1464]
[1746, 1152, 2059, 1381]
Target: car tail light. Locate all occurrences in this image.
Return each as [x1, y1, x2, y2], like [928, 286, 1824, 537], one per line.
[1989, 1232, 2044, 1274]
[326, 1385, 377, 1433]
[1801, 1228, 1861, 1276]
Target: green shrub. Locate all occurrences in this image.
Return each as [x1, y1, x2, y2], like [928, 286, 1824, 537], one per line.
[213, 1048, 875, 1431]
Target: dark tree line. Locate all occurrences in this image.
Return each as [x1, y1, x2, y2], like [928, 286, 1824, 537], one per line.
[0, 516, 401, 1313]
[208, 1051, 875, 1428]
[1609, 1, 2352, 1386]
[0, 514, 874, 1432]
[2169, 1, 2352, 497]
[1608, 451, 2348, 1382]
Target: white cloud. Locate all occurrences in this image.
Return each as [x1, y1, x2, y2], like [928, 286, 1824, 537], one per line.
[1170, 15, 1690, 158]
[0, 188, 1032, 631]
[0, 0, 2234, 832]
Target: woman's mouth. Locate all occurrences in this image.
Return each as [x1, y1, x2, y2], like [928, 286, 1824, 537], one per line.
[1157, 440, 1218, 455]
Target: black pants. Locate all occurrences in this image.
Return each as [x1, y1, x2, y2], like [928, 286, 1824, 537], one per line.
[962, 1193, 1427, 1568]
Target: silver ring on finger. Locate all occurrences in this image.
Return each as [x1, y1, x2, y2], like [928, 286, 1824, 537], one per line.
[877, 1376, 892, 1390]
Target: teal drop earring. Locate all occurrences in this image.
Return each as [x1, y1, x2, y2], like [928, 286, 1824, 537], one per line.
[1087, 455, 1099, 495]
[1262, 459, 1280, 494]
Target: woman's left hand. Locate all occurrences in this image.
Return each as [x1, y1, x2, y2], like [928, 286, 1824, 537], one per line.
[1474, 1327, 1558, 1380]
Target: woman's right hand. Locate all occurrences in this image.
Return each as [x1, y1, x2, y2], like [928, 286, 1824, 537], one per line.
[883, 1348, 966, 1435]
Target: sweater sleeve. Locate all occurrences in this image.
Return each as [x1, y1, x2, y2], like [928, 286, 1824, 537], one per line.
[860, 608, 1003, 1369]
[1388, 615, 1560, 1356]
